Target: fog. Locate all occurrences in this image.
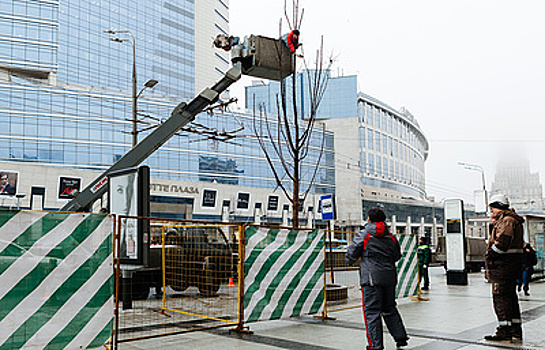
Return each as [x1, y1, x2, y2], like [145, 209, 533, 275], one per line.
[229, 0, 545, 205]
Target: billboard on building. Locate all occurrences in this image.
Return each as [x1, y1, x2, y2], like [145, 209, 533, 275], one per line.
[58, 176, 82, 199]
[0, 171, 18, 196]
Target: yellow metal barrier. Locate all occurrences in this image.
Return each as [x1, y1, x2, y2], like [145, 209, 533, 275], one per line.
[114, 218, 243, 344]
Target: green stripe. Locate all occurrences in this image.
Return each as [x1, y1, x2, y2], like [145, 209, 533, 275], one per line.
[396, 236, 418, 298]
[244, 226, 259, 241]
[87, 318, 114, 349]
[290, 260, 324, 317]
[244, 230, 298, 306]
[244, 228, 281, 278]
[47, 214, 107, 260]
[270, 233, 324, 319]
[0, 215, 108, 322]
[0, 212, 70, 276]
[308, 288, 325, 315]
[44, 280, 112, 350]
[396, 235, 416, 291]
[0, 209, 20, 229]
[0, 236, 111, 348]
[247, 230, 320, 321]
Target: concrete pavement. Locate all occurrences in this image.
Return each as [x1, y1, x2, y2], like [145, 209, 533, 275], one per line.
[119, 267, 545, 349]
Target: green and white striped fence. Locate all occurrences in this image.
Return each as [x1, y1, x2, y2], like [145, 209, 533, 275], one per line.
[395, 234, 419, 298]
[243, 227, 324, 323]
[0, 209, 113, 350]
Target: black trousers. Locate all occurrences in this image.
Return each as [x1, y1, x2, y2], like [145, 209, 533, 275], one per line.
[492, 280, 521, 326]
[361, 285, 407, 350]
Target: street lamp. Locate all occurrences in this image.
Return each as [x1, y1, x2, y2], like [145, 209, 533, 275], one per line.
[458, 162, 488, 213]
[105, 29, 158, 147]
[458, 162, 486, 191]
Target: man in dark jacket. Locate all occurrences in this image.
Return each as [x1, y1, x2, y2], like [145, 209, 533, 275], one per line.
[485, 194, 524, 342]
[417, 237, 432, 290]
[517, 243, 537, 296]
[346, 207, 408, 350]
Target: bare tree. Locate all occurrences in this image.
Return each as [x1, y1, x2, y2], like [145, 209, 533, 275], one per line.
[252, 0, 332, 228]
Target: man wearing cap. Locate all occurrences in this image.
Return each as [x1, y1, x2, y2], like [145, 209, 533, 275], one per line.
[484, 194, 524, 342]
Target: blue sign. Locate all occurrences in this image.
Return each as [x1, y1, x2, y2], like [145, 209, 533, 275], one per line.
[320, 194, 334, 221]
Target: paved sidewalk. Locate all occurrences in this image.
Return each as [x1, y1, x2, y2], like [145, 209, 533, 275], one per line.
[119, 267, 545, 349]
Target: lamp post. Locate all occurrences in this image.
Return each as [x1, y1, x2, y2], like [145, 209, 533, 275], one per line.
[458, 162, 486, 191]
[458, 162, 488, 213]
[105, 30, 158, 147]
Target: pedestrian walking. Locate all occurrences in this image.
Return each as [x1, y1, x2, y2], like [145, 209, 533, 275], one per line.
[417, 236, 432, 290]
[346, 207, 409, 350]
[517, 243, 537, 296]
[484, 194, 524, 342]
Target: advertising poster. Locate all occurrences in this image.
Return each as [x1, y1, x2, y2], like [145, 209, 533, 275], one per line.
[237, 192, 250, 209]
[202, 189, 217, 208]
[58, 176, 82, 199]
[0, 171, 18, 196]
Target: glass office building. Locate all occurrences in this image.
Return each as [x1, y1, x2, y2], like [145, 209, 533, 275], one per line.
[357, 93, 428, 199]
[246, 72, 429, 199]
[0, 0, 334, 218]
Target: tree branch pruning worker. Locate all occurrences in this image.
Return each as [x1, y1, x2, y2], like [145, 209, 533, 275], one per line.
[417, 237, 432, 290]
[484, 194, 524, 342]
[346, 207, 409, 350]
[281, 29, 302, 56]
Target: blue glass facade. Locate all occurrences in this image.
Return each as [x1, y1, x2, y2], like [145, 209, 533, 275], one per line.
[245, 71, 357, 120]
[0, 0, 334, 203]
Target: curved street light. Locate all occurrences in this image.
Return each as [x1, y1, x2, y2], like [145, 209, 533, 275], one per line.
[104, 29, 158, 147]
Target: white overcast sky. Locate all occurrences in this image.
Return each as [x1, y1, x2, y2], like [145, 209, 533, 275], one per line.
[229, 0, 545, 205]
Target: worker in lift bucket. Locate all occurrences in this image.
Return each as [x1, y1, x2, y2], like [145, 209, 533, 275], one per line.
[281, 29, 303, 57]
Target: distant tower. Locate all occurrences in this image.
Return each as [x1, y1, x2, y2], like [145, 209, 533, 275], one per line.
[491, 153, 544, 214]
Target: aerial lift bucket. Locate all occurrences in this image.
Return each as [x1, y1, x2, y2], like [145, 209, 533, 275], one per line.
[232, 35, 294, 81]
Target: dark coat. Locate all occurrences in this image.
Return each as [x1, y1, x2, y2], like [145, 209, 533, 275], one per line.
[0, 183, 15, 195]
[485, 209, 524, 281]
[346, 222, 401, 286]
[417, 243, 432, 266]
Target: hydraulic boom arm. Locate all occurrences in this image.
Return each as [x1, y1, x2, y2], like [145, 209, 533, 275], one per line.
[61, 67, 241, 212]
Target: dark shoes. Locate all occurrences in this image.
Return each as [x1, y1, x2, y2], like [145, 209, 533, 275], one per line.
[485, 326, 523, 342]
[421, 286, 429, 291]
[484, 332, 511, 342]
[396, 338, 409, 348]
[524, 290, 530, 296]
[511, 325, 523, 342]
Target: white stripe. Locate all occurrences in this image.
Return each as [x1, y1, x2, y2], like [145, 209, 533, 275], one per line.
[398, 237, 417, 297]
[280, 245, 325, 320]
[67, 296, 114, 350]
[258, 231, 323, 320]
[23, 257, 113, 349]
[0, 214, 87, 299]
[0, 217, 112, 345]
[0, 211, 48, 253]
[301, 264, 325, 316]
[245, 227, 268, 258]
[245, 230, 309, 314]
[244, 229, 289, 291]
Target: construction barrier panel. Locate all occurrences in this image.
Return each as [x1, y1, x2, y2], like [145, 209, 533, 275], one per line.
[243, 226, 325, 323]
[115, 219, 241, 343]
[325, 230, 418, 313]
[0, 209, 113, 349]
